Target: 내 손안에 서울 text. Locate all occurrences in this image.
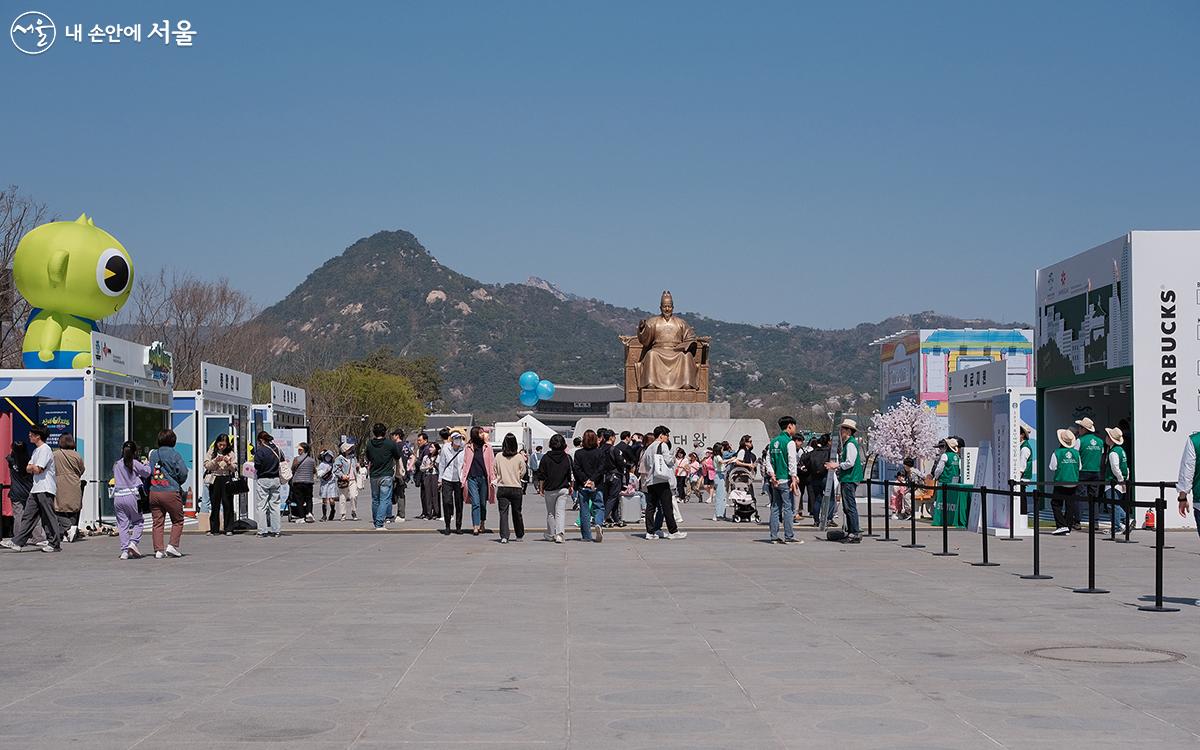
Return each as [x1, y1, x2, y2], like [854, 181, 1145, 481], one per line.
[10, 11, 196, 54]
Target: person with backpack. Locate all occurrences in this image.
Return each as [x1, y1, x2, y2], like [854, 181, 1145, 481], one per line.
[253, 431, 285, 538]
[825, 419, 863, 543]
[640, 425, 686, 540]
[765, 416, 800, 545]
[1049, 429, 1081, 535]
[148, 429, 189, 558]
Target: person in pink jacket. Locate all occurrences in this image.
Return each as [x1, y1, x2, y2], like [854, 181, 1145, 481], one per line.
[462, 426, 496, 535]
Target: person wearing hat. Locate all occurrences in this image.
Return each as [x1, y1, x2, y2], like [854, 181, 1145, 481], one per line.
[1048, 429, 1081, 535]
[1075, 417, 1105, 529]
[824, 419, 863, 543]
[1103, 427, 1131, 535]
[931, 438, 962, 485]
[334, 442, 359, 521]
[1018, 425, 1036, 483]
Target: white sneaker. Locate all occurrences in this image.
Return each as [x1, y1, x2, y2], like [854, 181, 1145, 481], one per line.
[127, 544, 141, 559]
[155, 551, 165, 559]
[1051, 527, 1070, 536]
[394, 517, 405, 523]
[644, 532, 657, 540]
[554, 534, 564, 544]
[0, 539, 19, 551]
[374, 526, 387, 531]
[711, 516, 719, 521]
[41, 544, 58, 553]
[34, 540, 50, 548]
[67, 526, 79, 543]
[669, 531, 688, 540]
[657, 529, 669, 539]
[166, 545, 182, 558]
[119, 550, 129, 560]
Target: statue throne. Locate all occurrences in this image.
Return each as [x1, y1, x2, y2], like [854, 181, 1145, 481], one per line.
[619, 335, 711, 403]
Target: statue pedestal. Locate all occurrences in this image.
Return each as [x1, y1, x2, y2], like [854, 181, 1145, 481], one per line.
[573, 402, 768, 455]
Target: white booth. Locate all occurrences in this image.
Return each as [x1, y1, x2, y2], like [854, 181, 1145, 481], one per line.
[948, 358, 1036, 536]
[0, 332, 173, 527]
[172, 362, 252, 519]
[251, 381, 309, 488]
[1036, 231, 1200, 528]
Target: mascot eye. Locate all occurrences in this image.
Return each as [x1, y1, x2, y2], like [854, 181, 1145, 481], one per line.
[97, 249, 130, 296]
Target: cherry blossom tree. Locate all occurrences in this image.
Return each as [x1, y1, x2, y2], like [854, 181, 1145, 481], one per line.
[867, 397, 939, 464]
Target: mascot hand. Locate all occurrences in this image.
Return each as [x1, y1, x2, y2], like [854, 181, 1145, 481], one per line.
[38, 349, 54, 363]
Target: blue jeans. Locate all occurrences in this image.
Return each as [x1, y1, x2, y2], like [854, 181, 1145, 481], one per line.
[841, 481, 861, 535]
[1106, 487, 1127, 528]
[769, 483, 795, 541]
[467, 476, 489, 527]
[714, 473, 727, 518]
[370, 476, 393, 528]
[577, 487, 605, 540]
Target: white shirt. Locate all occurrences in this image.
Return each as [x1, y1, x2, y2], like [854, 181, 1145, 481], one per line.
[1107, 450, 1126, 493]
[438, 442, 465, 482]
[932, 453, 948, 481]
[30, 443, 56, 495]
[1048, 451, 1059, 472]
[1178, 437, 1196, 495]
[837, 440, 858, 471]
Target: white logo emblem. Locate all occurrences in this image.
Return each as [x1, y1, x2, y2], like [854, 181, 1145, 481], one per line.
[11, 11, 55, 55]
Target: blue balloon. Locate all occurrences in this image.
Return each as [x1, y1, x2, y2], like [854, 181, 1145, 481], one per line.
[518, 370, 540, 391]
[519, 389, 539, 407]
[536, 379, 556, 400]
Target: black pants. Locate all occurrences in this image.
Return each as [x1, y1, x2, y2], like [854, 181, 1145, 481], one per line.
[1051, 484, 1078, 529]
[603, 475, 622, 523]
[55, 510, 79, 538]
[422, 473, 440, 518]
[392, 475, 406, 519]
[290, 483, 314, 519]
[1078, 471, 1101, 526]
[675, 476, 687, 500]
[497, 486, 524, 539]
[441, 480, 464, 531]
[810, 479, 829, 521]
[14, 491, 60, 549]
[209, 476, 235, 533]
[646, 482, 678, 535]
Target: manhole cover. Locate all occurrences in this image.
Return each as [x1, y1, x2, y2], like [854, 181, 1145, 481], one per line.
[1026, 646, 1184, 664]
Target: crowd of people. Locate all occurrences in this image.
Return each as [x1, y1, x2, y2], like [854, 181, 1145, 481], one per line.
[8, 407, 1200, 560]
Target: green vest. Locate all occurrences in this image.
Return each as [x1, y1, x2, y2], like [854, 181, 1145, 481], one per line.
[768, 433, 792, 481]
[1191, 433, 1200, 497]
[1053, 447, 1080, 483]
[1020, 438, 1035, 480]
[838, 435, 864, 483]
[941, 451, 962, 485]
[1078, 432, 1104, 473]
[1104, 445, 1127, 482]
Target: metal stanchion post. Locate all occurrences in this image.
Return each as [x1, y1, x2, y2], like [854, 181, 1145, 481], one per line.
[1073, 492, 1108, 594]
[902, 477, 924, 549]
[1138, 487, 1179, 613]
[1000, 480, 1023, 541]
[932, 483, 957, 556]
[865, 478, 876, 537]
[879, 478, 896, 542]
[971, 486, 999, 567]
[1021, 488, 1052, 580]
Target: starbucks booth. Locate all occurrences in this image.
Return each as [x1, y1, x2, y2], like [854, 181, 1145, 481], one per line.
[0, 332, 173, 527]
[947, 358, 1035, 536]
[172, 362, 252, 519]
[1036, 231, 1200, 528]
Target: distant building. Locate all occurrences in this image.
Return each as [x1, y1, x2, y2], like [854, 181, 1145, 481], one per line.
[421, 413, 474, 440]
[531, 384, 624, 435]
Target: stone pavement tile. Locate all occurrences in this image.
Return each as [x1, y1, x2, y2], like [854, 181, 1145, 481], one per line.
[138, 705, 377, 745]
[356, 705, 568, 745]
[566, 708, 785, 748]
[0, 708, 164, 747]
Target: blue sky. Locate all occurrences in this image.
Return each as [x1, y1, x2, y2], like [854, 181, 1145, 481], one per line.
[5, 1, 1199, 327]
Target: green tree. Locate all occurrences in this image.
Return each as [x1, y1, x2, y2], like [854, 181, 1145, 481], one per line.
[355, 348, 443, 407]
[307, 363, 425, 450]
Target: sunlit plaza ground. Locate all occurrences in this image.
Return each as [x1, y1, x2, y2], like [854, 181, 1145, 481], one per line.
[3, 497, 1200, 750]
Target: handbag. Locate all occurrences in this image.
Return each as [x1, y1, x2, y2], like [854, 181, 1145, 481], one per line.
[226, 476, 250, 495]
[653, 445, 671, 482]
[276, 447, 293, 483]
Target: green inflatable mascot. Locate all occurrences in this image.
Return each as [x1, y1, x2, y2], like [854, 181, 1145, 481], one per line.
[14, 213, 133, 369]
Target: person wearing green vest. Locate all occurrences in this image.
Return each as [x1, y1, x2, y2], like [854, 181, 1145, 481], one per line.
[824, 418, 863, 543]
[1103, 427, 1131, 535]
[1075, 417, 1104, 530]
[932, 438, 961, 485]
[1176, 431, 1200, 536]
[765, 416, 799, 544]
[1049, 429, 1081, 535]
[1018, 425, 1036, 482]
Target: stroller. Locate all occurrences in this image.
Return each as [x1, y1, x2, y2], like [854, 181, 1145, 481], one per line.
[726, 467, 760, 523]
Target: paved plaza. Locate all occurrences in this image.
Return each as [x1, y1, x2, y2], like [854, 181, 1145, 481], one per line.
[3, 506, 1200, 749]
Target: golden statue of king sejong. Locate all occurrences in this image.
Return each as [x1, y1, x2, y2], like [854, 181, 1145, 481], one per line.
[636, 291, 700, 391]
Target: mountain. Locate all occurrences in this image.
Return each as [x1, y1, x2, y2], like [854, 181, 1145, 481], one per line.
[250, 230, 1029, 423]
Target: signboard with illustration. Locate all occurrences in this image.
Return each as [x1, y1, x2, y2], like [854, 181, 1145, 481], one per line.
[37, 401, 75, 449]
